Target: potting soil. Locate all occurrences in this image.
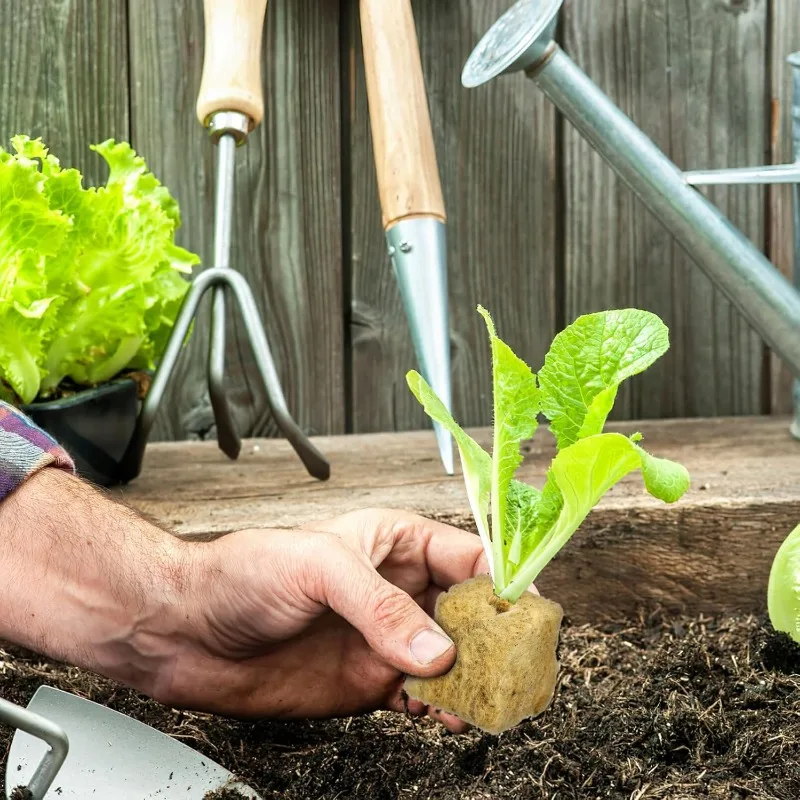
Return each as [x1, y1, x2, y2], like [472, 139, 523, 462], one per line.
[1, 611, 799, 799]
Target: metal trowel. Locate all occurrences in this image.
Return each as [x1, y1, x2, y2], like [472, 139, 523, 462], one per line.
[2, 687, 262, 799]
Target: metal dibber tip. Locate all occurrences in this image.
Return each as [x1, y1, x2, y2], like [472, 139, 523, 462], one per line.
[386, 216, 454, 476]
[434, 422, 455, 475]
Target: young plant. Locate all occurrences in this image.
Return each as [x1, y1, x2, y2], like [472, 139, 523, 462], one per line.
[407, 306, 691, 602]
[0, 135, 199, 405]
[768, 523, 800, 644]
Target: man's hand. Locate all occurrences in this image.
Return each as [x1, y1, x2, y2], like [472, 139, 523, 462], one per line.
[0, 468, 488, 732]
[154, 510, 488, 732]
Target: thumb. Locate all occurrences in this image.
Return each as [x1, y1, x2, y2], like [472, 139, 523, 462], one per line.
[312, 540, 456, 678]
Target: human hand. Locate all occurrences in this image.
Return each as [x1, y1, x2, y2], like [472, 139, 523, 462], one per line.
[155, 509, 489, 732]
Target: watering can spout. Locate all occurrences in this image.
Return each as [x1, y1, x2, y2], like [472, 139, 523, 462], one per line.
[463, 0, 800, 381]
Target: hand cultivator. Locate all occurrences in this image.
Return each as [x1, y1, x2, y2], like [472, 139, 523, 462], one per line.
[119, 0, 331, 484]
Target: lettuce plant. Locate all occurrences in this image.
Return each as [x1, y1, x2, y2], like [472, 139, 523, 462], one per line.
[0, 135, 199, 405]
[408, 307, 691, 602]
[768, 523, 800, 643]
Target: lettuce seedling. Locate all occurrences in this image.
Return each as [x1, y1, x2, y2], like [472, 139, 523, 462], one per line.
[407, 306, 690, 602]
[768, 523, 800, 643]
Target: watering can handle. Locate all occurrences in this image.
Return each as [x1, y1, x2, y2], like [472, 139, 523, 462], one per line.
[0, 695, 69, 800]
[196, 0, 269, 129]
[360, 0, 446, 228]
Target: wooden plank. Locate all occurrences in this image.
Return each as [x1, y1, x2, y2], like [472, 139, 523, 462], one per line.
[345, 0, 559, 433]
[118, 416, 800, 624]
[562, 0, 767, 420]
[128, 0, 345, 442]
[0, 0, 129, 188]
[768, 0, 800, 415]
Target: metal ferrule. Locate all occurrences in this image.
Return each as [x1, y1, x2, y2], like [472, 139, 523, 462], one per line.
[386, 217, 454, 475]
[207, 110, 251, 145]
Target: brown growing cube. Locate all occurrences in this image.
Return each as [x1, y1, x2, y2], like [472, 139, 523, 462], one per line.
[404, 575, 563, 734]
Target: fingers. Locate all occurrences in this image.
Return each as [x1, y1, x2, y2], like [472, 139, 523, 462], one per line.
[303, 508, 489, 589]
[309, 538, 457, 678]
[387, 692, 472, 734]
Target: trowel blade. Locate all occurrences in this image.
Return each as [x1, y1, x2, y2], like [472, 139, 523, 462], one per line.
[6, 686, 262, 799]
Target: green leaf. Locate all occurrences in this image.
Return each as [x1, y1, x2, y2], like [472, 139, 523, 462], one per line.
[537, 310, 669, 449]
[635, 445, 691, 503]
[0, 135, 198, 402]
[500, 432, 690, 601]
[768, 523, 800, 644]
[406, 370, 495, 576]
[477, 306, 540, 590]
[504, 472, 564, 570]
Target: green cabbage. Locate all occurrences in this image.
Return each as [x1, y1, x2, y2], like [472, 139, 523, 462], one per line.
[0, 135, 199, 404]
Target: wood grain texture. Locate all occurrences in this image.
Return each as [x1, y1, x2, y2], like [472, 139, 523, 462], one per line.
[359, 0, 446, 226]
[129, 0, 345, 443]
[347, 0, 559, 434]
[0, 0, 129, 185]
[768, 0, 800, 415]
[562, 0, 768, 420]
[195, 0, 269, 127]
[119, 416, 800, 623]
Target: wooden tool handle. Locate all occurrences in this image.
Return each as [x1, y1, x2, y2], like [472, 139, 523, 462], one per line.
[360, 0, 446, 227]
[196, 0, 268, 128]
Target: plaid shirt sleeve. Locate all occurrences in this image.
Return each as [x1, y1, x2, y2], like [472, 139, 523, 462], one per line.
[0, 401, 76, 503]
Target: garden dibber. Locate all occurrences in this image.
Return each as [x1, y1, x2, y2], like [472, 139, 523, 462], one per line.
[360, 0, 454, 475]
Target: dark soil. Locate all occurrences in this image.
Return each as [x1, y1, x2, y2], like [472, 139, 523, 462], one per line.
[2, 611, 800, 799]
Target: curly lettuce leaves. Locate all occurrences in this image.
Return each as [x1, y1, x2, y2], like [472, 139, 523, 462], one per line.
[0, 135, 199, 404]
[768, 524, 800, 644]
[407, 307, 690, 602]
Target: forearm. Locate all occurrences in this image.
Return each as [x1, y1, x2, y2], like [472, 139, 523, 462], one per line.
[0, 467, 194, 697]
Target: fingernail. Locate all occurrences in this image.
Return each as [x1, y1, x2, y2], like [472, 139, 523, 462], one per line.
[410, 628, 454, 664]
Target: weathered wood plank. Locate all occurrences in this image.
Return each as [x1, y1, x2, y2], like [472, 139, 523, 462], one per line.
[118, 416, 800, 624]
[768, 0, 800, 415]
[562, 0, 767, 420]
[128, 0, 345, 442]
[0, 0, 129, 186]
[346, 0, 559, 433]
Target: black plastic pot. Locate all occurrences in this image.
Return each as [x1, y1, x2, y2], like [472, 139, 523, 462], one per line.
[22, 377, 141, 488]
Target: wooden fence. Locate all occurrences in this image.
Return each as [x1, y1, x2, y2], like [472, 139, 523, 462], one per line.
[2, 0, 798, 442]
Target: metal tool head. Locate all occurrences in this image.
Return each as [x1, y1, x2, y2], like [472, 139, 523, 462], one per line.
[6, 686, 262, 799]
[386, 218, 454, 475]
[461, 0, 564, 88]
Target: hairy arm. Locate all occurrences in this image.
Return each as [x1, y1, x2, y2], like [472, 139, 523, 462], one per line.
[0, 466, 191, 698]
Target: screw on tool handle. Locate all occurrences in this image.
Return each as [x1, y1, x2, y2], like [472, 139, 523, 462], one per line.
[359, 0, 446, 229]
[196, 0, 268, 130]
[0, 695, 69, 800]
